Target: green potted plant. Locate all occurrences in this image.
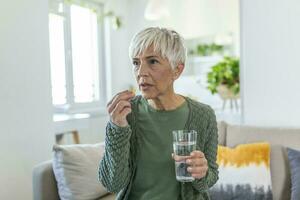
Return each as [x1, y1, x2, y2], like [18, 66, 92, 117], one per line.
[207, 56, 240, 99]
[195, 43, 224, 56]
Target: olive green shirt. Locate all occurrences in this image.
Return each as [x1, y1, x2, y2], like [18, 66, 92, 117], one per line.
[128, 97, 189, 200]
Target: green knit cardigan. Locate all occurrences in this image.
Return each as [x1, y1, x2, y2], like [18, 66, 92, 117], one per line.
[99, 96, 219, 200]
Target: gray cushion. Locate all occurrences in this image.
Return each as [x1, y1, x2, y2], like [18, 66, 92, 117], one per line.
[226, 124, 300, 200]
[52, 143, 108, 200]
[287, 147, 300, 200]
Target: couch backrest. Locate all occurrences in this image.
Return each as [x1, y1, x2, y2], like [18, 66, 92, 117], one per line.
[32, 160, 60, 200]
[217, 121, 227, 146]
[225, 124, 300, 200]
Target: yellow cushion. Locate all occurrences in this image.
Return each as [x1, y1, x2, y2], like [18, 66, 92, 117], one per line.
[209, 142, 273, 199]
[217, 142, 270, 168]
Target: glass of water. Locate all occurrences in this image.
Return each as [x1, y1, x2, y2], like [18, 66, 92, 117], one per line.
[172, 130, 197, 182]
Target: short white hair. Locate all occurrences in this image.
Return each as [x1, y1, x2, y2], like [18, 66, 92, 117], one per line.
[129, 27, 187, 69]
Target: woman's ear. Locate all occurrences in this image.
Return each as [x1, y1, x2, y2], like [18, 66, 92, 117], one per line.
[173, 64, 185, 80]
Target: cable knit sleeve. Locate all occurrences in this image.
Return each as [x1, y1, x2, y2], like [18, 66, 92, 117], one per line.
[192, 107, 219, 192]
[98, 121, 132, 193]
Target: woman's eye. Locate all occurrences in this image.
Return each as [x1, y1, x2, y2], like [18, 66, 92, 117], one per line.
[132, 61, 139, 66]
[149, 59, 159, 65]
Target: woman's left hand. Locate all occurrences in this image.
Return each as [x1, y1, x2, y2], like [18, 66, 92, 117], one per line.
[173, 150, 208, 180]
[182, 151, 208, 179]
[186, 150, 208, 179]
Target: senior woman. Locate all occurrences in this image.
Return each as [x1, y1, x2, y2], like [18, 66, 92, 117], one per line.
[99, 27, 218, 200]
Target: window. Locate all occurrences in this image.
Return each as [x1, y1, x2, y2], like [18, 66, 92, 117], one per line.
[48, 1, 106, 113]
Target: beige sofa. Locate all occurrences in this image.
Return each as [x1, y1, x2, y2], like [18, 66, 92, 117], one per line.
[33, 122, 300, 200]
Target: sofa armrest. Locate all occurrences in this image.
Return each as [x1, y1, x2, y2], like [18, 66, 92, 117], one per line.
[33, 160, 60, 200]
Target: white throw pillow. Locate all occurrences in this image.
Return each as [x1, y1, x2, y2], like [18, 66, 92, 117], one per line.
[52, 142, 108, 200]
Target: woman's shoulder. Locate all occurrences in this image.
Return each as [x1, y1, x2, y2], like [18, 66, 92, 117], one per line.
[185, 97, 215, 117]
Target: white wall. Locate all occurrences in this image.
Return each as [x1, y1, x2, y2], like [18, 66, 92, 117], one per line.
[0, 0, 54, 199]
[241, 0, 300, 127]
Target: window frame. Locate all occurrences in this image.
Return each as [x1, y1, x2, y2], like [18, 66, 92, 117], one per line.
[49, 0, 107, 115]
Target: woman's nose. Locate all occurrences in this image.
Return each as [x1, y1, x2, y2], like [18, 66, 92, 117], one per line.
[137, 62, 149, 77]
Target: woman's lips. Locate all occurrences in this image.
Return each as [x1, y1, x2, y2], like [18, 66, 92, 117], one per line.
[139, 83, 153, 90]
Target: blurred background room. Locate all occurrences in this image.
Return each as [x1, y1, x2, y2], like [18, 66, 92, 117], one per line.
[1, 0, 300, 199]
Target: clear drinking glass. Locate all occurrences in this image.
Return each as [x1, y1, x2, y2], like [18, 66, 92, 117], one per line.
[172, 130, 197, 182]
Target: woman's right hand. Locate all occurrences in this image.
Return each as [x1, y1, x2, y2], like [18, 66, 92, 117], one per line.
[107, 90, 135, 127]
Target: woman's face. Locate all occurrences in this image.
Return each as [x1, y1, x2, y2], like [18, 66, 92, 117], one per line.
[132, 47, 177, 99]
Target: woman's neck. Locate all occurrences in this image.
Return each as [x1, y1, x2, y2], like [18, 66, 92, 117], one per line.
[147, 93, 185, 111]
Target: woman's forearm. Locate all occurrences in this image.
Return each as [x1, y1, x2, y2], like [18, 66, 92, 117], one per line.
[98, 121, 132, 193]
